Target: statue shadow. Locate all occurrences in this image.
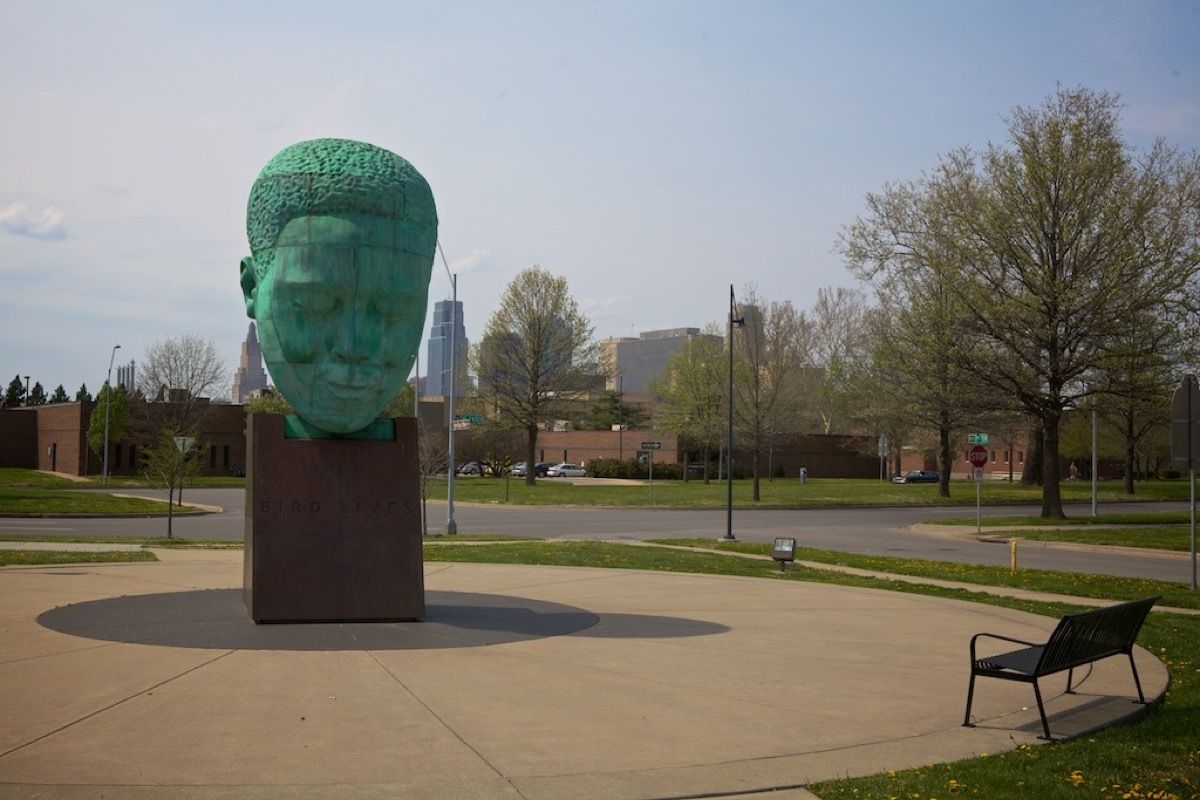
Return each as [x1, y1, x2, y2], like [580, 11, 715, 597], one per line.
[37, 589, 729, 651]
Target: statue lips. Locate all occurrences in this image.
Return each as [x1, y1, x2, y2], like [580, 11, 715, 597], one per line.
[320, 366, 380, 403]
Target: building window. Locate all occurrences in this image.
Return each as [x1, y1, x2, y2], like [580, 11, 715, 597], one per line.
[1004, 450, 1010, 464]
[1018, 451, 1025, 464]
[210, 446, 217, 468]
[114, 444, 122, 468]
[128, 445, 136, 470]
[223, 446, 230, 470]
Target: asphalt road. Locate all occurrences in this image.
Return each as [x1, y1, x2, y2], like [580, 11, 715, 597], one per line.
[2, 487, 1195, 585]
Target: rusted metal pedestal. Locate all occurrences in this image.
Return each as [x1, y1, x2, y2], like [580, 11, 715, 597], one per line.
[244, 414, 424, 623]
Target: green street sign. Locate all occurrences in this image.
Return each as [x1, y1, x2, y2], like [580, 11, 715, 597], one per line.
[968, 433, 989, 444]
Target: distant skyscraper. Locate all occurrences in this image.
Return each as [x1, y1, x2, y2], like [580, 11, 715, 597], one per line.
[115, 360, 136, 395]
[232, 322, 269, 403]
[425, 299, 468, 397]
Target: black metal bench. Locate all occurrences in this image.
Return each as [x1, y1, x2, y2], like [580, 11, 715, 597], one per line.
[963, 595, 1160, 740]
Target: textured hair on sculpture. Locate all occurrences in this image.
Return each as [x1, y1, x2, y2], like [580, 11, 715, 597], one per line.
[245, 138, 437, 281]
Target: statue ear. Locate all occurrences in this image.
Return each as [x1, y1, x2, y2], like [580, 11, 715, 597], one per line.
[240, 257, 258, 318]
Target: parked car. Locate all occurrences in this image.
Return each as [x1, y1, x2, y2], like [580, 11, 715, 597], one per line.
[512, 461, 551, 478]
[546, 462, 586, 478]
[893, 470, 939, 484]
[456, 461, 483, 475]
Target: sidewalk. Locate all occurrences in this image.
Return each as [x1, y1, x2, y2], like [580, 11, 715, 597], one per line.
[0, 548, 1171, 800]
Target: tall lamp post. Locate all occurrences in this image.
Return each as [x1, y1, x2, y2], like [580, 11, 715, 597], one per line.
[101, 344, 121, 486]
[724, 285, 744, 540]
[437, 242, 458, 535]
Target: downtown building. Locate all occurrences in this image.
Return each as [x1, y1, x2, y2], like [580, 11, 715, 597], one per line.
[424, 299, 469, 397]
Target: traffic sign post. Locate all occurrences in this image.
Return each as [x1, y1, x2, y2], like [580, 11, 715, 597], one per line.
[969, 444, 989, 535]
[641, 444, 658, 501]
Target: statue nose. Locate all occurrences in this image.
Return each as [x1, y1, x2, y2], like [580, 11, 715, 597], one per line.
[330, 312, 373, 364]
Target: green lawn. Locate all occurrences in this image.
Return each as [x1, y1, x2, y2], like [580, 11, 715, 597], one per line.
[0, 487, 179, 515]
[440, 475, 1195, 507]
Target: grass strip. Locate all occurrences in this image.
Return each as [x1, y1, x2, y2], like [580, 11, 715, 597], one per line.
[0, 549, 158, 566]
[0, 487, 184, 515]
[653, 539, 1200, 611]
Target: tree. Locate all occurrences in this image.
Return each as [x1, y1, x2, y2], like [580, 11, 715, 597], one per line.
[75, 383, 93, 403]
[138, 334, 229, 433]
[4, 375, 23, 407]
[475, 265, 598, 485]
[806, 287, 871, 435]
[732, 286, 806, 501]
[87, 384, 130, 459]
[141, 428, 202, 539]
[50, 385, 70, 404]
[384, 383, 417, 418]
[243, 386, 293, 416]
[649, 330, 726, 482]
[585, 390, 648, 431]
[841, 86, 1200, 518]
[27, 382, 47, 406]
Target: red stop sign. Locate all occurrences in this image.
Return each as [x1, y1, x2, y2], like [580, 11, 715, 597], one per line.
[968, 445, 989, 468]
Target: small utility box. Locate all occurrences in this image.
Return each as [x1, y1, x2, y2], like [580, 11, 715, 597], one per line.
[772, 537, 797, 572]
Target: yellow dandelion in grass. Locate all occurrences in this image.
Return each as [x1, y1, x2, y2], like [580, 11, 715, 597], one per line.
[1070, 770, 1085, 787]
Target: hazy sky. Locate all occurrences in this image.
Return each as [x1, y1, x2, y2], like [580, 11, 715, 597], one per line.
[3, 0, 1198, 399]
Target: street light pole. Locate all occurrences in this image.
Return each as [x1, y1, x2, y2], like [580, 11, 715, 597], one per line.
[23, 376, 30, 405]
[725, 285, 744, 540]
[101, 344, 121, 486]
[437, 242, 458, 535]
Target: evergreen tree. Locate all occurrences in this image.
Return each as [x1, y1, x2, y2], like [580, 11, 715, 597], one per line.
[5, 375, 23, 406]
[50, 385, 70, 404]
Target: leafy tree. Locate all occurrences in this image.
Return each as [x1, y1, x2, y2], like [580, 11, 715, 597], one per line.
[649, 330, 725, 483]
[732, 285, 806, 501]
[384, 383, 417, 418]
[243, 386, 293, 416]
[840, 86, 1200, 518]
[475, 265, 598, 485]
[140, 428, 202, 539]
[87, 384, 130, 459]
[50, 384, 69, 404]
[4, 375, 23, 407]
[75, 383, 92, 403]
[27, 382, 47, 406]
[806, 287, 871, 436]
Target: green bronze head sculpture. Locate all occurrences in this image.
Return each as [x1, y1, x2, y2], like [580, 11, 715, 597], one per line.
[240, 139, 436, 435]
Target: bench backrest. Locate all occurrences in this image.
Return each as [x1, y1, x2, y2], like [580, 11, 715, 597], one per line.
[1038, 595, 1160, 675]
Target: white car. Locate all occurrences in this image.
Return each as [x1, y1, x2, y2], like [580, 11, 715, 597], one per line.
[546, 463, 586, 478]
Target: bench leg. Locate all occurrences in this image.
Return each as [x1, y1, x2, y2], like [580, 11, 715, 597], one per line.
[1128, 652, 1147, 704]
[1033, 680, 1053, 741]
[1065, 666, 1076, 694]
[963, 671, 977, 727]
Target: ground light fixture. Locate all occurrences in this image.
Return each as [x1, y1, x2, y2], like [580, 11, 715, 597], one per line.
[772, 537, 797, 572]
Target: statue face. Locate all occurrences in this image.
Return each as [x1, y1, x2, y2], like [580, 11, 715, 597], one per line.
[245, 214, 427, 434]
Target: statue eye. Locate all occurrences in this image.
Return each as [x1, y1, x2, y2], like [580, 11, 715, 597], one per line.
[295, 291, 338, 315]
[373, 296, 407, 320]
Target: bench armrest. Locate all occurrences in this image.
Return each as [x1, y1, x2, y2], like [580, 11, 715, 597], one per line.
[970, 631, 1041, 660]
